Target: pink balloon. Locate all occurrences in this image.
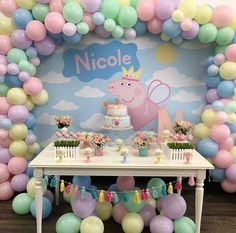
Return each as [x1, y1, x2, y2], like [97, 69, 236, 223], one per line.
[0, 148, 12, 164]
[137, 0, 155, 21]
[0, 35, 13, 55]
[8, 157, 28, 175]
[0, 182, 14, 200]
[147, 17, 163, 34]
[0, 55, 7, 65]
[0, 136, 12, 148]
[0, 64, 7, 75]
[23, 77, 43, 96]
[211, 5, 233, 28]
[11, 30, 32, 49]
[29, 57, 40, 66]
[83, 13, 95, 31]
[26, 20, 46, 42]
[0, 0, 18, 17]
[180, 19, 193, 32]
[225, 44, 236, 62]
[220, 179, 236, 193]
[8, 105, 29, 123]
[214, 111, 228, 124]
[0, 163, 10, 183]
[34, 36, 56, 56]
[206, 89, 219, 104]
[219, 137, 234, 150]
[0, 97, 11, 115]
[155, 0, 175, 20]
[116, 176, 135, 192]
[213, 150, 233, 169]
[50, 0, 63, 13]
[225, 164, 236, 183]
[11, 173, 29, 192]
[209, 124, 230, 143]
[45, 12, 65, 34]
[112, 202, 128, 224]
[0, 129, 8, 140]
[80, 0, 102, 13]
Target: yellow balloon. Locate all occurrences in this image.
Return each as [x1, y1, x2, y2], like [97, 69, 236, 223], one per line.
[0, 17, 16, 36]
[9, 140, 28, 157]
[117, 0, 130, 7]
[16, 0, 36, 10]
[31, 89, 48, 105]
[7, 88, 27, 105]
[28, 143, 40, 154]
[9, 124, 28, 140]
[172, 10, 184, 22]
[230, 13, 236, 32]
[230, 147, 236, 163]
[96, 202, 113, 221]
[23, 97, 35, 111]
[179, 0, 197, 19]
[193, 123, 209, 139]
[161, 33, 170, 41]
[145, 198, 156, 209]
[219, 62, 236, 80]
[27, 177, 47, 198]
[80, 216, 104, 233]
[202, 109, 216, 127]
[227, 113, 236, 124]
[195, 5, 212, 25]
[122, 213, 144, 233]
[25, 151, 34, 161]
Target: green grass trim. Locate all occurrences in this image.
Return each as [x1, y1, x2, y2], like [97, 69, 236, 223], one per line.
[54, 140, 80, 147]
[167, 142, 195, 150]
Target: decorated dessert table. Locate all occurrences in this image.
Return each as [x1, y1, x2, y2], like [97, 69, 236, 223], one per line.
[29, 143, 214, 233]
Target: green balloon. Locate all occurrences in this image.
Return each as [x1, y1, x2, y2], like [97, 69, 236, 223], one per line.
[174, 217, 196, 233]
[215, 45, 228, 55]
[104, 19, 116, 32]
[32, 3, 49, 22]
[56, 213, 81, 233]
[76, 22, 89, 35]
[0, 84, 10, 97]
[63, 2, 83, 24]
[216, 27, 234, 46]
[112, 25, 124, 39]
[122, 191, 145, 213]
[101, 0, 120, 19]
[147, 178, 166, 198]
[130, 0, 138, 8]
[12, 193, 33, 215]
[225, 101, 236, 113]
[7, 48, 27, 65]
[198, 23, 217, 43]
[19, 60, 36, 76]
[118, 6, 138, 28]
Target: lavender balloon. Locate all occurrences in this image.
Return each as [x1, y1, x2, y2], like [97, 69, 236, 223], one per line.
[7, 63, 20, 75]
[150, 215, 173, 233]
[11, 173, 29, 192]
[80, 0, 102, 13]
[34, 36, 56, 56]
[156, 196, 166, 212]
[125, 28, 137, 40]
[182, 21, 199, 40]
[18, 71, 30, 82]
[8, 105, 29, 123]
[63, 23, 77, 37]
[139, 203, 156, 227]
[25, 134, 37, 145]
[11, 30, 32, 49]
[71, 192, 96, 219]
[95, 25, 111, 38]
[0, 148, 12, 164]
[225, 164, 236, 182]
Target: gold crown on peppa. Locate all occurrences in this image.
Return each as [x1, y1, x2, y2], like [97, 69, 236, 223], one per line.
[122, 66, 143, 81]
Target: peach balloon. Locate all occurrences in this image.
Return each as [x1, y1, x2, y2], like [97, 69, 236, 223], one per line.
[209, 124, 230, 143]
[221, 179, 236, 193]
[26, 20, 46, 42]
[50, 0, 63, 13]
[0, 136, 12, 148]
[45, 12, 65, 34]
[225, 44, 236, 62]
[83, 13, 95, 31]
[219, 137, 234, 151]
[0, 35, 13, 55]
[0, 181, 14, 201]
[112, 202, 128, 224]
[211, 5, 233, 28]
[137, 0, 155, 21]
[0, 97, 11, 115]
[147, 17, 162, 34]
[0, 163, 10, 183]
[213, 150, 233, 169]
[180, 19, 193, 32]
[0, 0, 18, 17]
[8, 157, 28, 175]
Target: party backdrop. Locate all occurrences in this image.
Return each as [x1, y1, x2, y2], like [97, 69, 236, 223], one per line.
[33, 35, 213, 146]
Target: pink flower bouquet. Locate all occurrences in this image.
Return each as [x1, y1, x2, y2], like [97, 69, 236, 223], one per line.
[132, 131, 157, 149]
[88, 134, 110, 148]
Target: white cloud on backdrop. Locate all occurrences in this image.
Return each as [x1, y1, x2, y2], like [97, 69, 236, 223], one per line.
[80, 113, 104, 131]
[36, 113, 56, 125]
[121, 37, 158, 50]
[171, 90, 201, 102]
[192, 105, 205, 115]
[52, 100, 79, 111]
[180, 41, 210, 50]
[40, 71, 71, 84]
[75, 86, 105, 98]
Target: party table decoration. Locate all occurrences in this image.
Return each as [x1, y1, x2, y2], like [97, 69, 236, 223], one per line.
[54, 116, 72, 132]
[88, 133, 110, 156]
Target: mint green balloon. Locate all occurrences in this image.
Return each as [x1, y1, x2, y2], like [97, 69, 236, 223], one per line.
[198, 23, 217, 43]
[225, 101, 236, 113]
[0, 84, 10, 97]
[216, 27, 234, 46]
[7, 48, 27, 65]
[147, 178, 166, 197]
[215, 45, 228, 55]
[12, 193, 33, 215]
[32, 3, 49, 22]
[174, 217, 196, 233]
[112, 25, 124, 39]
[56, 213, 81, 233]
[101, 0, 120, 19]
[118, 6, 138, 28]
[19, 60, 36, 76]
[104, 19, 116, 32]
[122, 191, 145, 213]
[76, 22, 89, 35]
[130, 0, 138, 8]
[63, 2, 83, 24]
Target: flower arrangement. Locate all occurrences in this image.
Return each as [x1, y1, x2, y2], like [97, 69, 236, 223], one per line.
[54, 116, 72, 129]
[132, 131, 157, 149]
[170, 121, 194, 142]
[88, 134, 110, 148]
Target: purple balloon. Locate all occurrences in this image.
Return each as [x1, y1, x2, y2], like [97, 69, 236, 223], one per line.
[225, 164, 236, 182]
[7, 63, 20, 75]
[80, 0, 102, 13]
[0, 148, 12, 164]
[206, 89, 220, 104]
[156, 0, 175, 20]
[156, 197, 166, 212]
[71, 192, 96, 219]
[34, 36, 56, 56]
[25, 134, 37, 145]
[95, 25, 111, 38]
[8, 105, 29, 123]
[139, 203, 156, 227]
[0, 55, 8, 65]
[11, 30, 32, 49]
[63, 23, 77, 37]
[44, 190, 54, 203]
[172, 0, 181, 8]
[18, 71, 30, 82]
[11, 173, 29, 192]
[162, 194, 186, 220]
[125, 28, 137, 40]
[150, 215, 173, 233]
[182, 21, 199, 40]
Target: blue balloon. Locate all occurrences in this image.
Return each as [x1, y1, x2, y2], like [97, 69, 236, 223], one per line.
[0, 118, 12, 129]
[63, 32, 82, 44]
[30, 197, 52, 219]
[207, 64, 219, 76]
[0, 75, 5, 84]
[92, 12, 105, 25]
[13, 9, 33, 29]
[25, 167, 33, 177]
[172, 35, 183, 45]
[217, 80, 235, 98]
[5, 74, 23, 87]
[212, 100, 225, 112]
[162, 19, 181, 38]
[226, 123, 236, 134]
[25, 113, 36, 129]
[210, 168, 225, 181]
[196, 138, 219, 158]
[206, 56, 214, 66]
[108, 183, 119, 192]
[26, 47, 37, 58]
[133, 20, 147, 36]
[206, 75, 222, 88]
[232, 34, 236, 44]
[47, 32, 63, 39]
[72, 176, 91, 188]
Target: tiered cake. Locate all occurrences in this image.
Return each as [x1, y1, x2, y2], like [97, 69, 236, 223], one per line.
[104, 103, 131, 129]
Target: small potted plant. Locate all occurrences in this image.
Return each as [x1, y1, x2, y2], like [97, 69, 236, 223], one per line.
[132, 131, 157, 157]
[88, 133, 110, 156]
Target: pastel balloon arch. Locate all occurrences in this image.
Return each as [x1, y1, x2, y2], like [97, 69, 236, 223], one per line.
[0, 0, 236, 201]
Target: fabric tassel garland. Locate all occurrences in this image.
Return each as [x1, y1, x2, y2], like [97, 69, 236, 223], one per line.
[80, 186, 86, 199]
[123, 192, 129, 202]
[74, 186, 79, 198]
[175, 180, 182, 191]
[44, 175, 49, 186]
[99, 190, 105, 203]
[161, 185, 167, 196]
[92, 190, 98, 200]
[134, 190, 141, 204]
[141, 190, 147, 200]
[145, 189, 151, 199]
[105, 191, 112, 202]
[65, 183, 71, 194]
[188, 176, 195, 186]
[50, 176, 57, 188]
[151, 187, 158, 199]
[60, 180, 65, 192]
[167, 182, 173, 194]
[111, 192, 119, 204]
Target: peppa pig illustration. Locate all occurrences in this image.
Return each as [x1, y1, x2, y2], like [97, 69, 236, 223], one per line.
[107, 66, 171, 131]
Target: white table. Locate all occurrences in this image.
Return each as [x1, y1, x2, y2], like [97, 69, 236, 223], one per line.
[29, 143, 214, 233]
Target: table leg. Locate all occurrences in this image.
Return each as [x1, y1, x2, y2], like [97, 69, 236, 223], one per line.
[195, 178, 204, 233]
[34, 168, 43, 233]
[55, 175, 60, 206]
